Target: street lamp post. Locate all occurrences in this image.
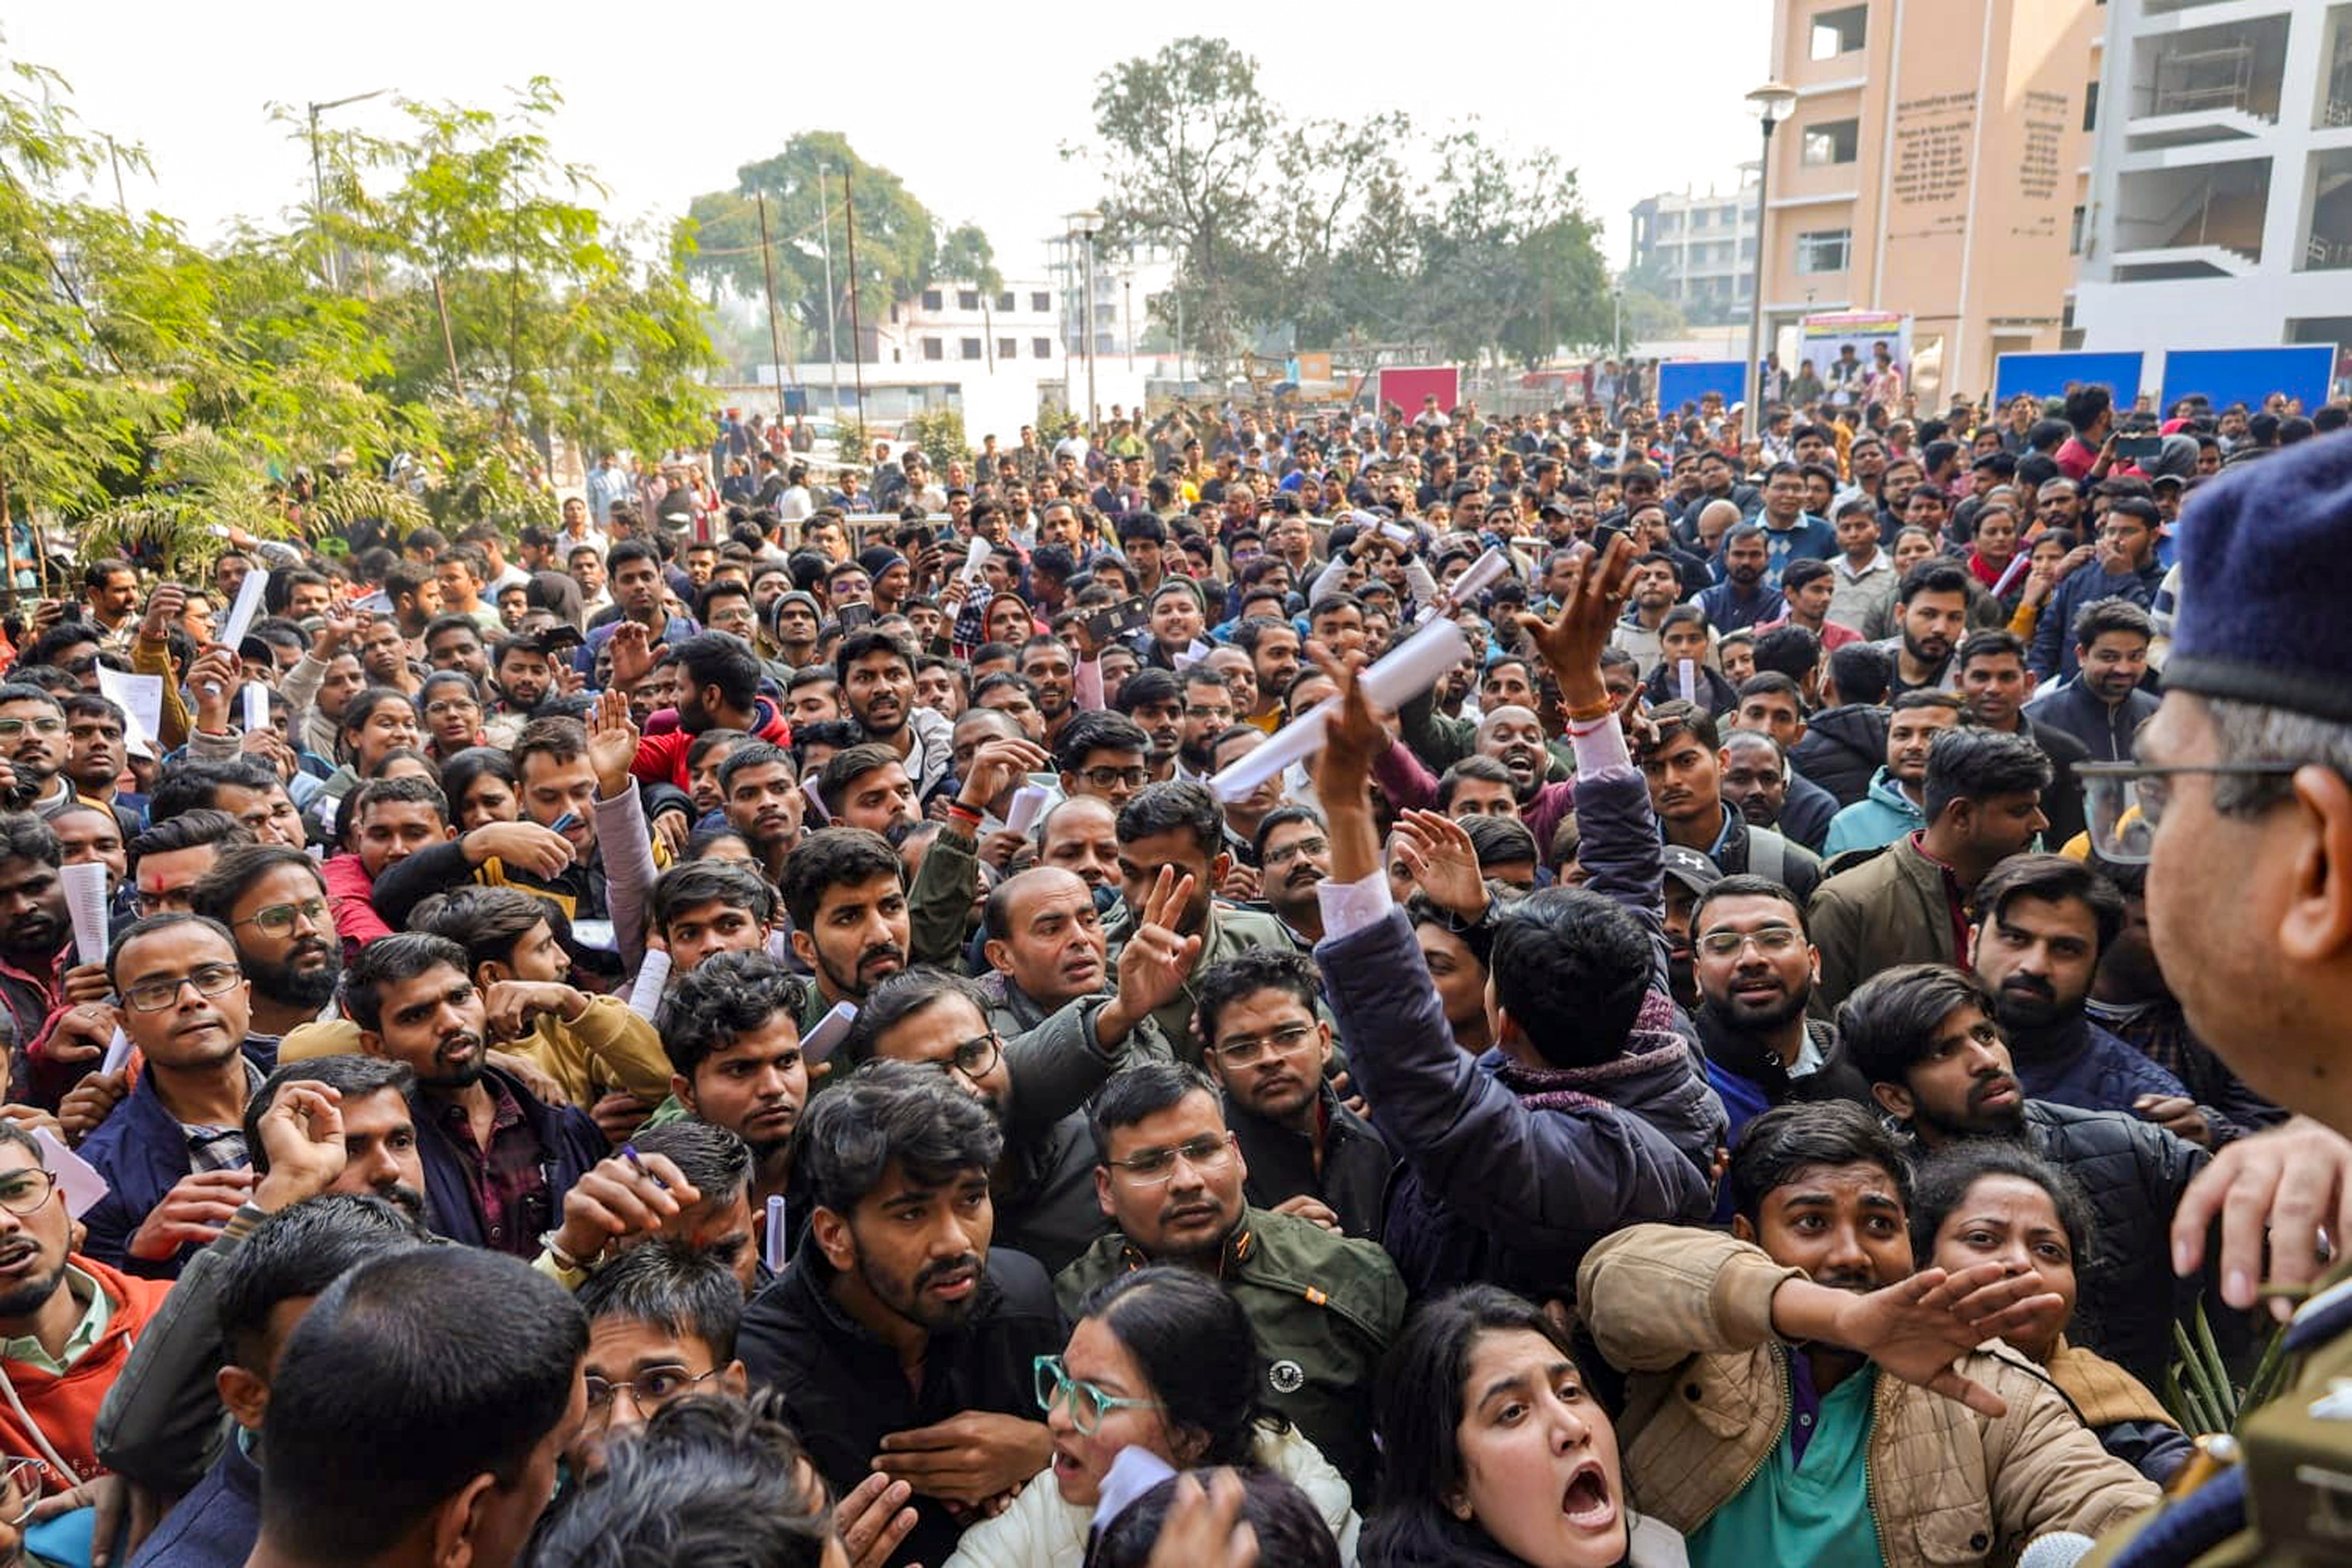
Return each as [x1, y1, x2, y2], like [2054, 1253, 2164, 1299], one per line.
[307, 87, 392, 289]
[1068, 210, 1104, 428]
[1742, 80, 1797, 437]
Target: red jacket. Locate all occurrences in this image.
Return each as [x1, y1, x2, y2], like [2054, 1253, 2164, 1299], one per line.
[0, 1254, 173, 1493]
[321, 851, 395, 953]
[629, 697, 791, 791]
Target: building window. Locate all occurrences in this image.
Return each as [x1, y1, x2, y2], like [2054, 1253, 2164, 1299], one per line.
[996, 292, 1015, 312]
[1691, 207, 1710, 230]
[2070, 205, 2086, 256]
[1810, 4, 1866, 59]
[1802, 119, 1860, 166]
[1657, 211, 1680, 234]
[1094, 332, 1116, 355]
[1094, 304, 1117, 325]
[2083, 81, 2098, 132]
[1033, 337, 1054, 358]
[998, 338, 1017, 359]
[921, 338, 943, 361]
[1741, 237, 1757, 260]
[957, 290, 980, 310]
[1794, 228, 1852, 274]
[960, 338, 982, 360]
[1030, 291, 1051, 312]
[921, 290, 942, 311]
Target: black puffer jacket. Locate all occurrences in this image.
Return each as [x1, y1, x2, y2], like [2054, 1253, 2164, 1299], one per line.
[1905, 1100, 2212, 1388]
[1790, 703, 1888, 807]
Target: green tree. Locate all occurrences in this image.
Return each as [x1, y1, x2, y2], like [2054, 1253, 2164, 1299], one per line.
[1072, 36, 1276, 374]
[682, 132, 953, 357]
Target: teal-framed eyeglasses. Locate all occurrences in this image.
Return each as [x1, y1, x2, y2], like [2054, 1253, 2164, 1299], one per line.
[1033, 1355, 1165, 1434]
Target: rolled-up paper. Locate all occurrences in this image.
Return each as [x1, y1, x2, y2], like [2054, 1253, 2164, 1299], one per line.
[1993, 552, 2032, 597]
[801, 1001, 858, 1065]
[959, 536, 992, 585]
[242, 682, 270, 735]
[60, 861, 108, 966]
[1003, 783, 1051, 836]
[1208, 616, 1470, 804]
[1449, 546, 1513, 605]
[219, 564, 270, 650]
[626, 949, 672, 1020]
[1379, 520, 1417, 548]
[763, 1194, 789, 1273]
[1677, 658, 1698, 704]
[802, 776, 831, 824]
[100, 1027, 133, 1077]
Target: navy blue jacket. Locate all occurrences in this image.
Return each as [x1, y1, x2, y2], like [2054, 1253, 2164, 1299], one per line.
[80, 1040, 275, 1281]
[126, 1431, 258, 1568]
[2024, 679, 2159, 765]
[2010, 1016, 2196, 1124]
[413, 1065, 606, 1255]
[1317, 762, 1722, 1305]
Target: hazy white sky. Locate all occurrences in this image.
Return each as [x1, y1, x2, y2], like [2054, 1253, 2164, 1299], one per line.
[12, 2, 1771, 279]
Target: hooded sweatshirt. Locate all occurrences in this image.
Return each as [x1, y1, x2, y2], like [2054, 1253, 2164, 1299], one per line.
[1, 1255, 172, 1494]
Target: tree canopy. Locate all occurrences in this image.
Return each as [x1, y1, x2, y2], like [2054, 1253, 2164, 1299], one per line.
[0, 46, 716, 571]
[1066, 36, 1616, 374]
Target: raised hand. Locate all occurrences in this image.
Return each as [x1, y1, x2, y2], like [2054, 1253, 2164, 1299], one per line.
[1306, 647, 1387, 807]
[1113, 868, 1205, 1022]
[138, 584, 186, 644]
[550, 1148, 699, 1263]
[1390, 809, 1488, 919]
[586, 685, 640, 799]
[57, 1069, 129, 1145]
[127, 1168, 256, 1261]
[252, 1082, 349, 1211]
[955, 737, 1050, 814]
[1824, 1260, 2061, 1416]
[607, 621, 657, 690]
[1516, 532, 1636, 700]
[463, 821, 575, 878]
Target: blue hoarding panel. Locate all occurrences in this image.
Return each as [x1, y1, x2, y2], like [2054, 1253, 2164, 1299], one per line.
[1994, 352, 2144, 406]
[1657, 360, 1746, 412]
[2159, 346, 2332, 414]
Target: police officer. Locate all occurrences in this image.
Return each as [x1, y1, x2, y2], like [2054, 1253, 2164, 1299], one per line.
[2083, 432, 2352, 1564]
[1058, 1061, 1404, 1499]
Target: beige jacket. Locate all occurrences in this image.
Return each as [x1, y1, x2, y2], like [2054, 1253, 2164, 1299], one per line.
[1577, 1225, 2161, 1568]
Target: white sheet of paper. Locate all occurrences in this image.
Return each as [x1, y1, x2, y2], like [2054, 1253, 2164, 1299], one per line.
[95, 667, 163, 760]
[960, 536, 992, 584]
[31, 1127, 108, 1219]
[1092, 1447, 1178, 1536]
[100, 1027, 134, 1077]
[1677, 658, 1697, 704]
[242, 683, 270, 734]
[626, 950, 672, 1020]
[219, 564, 270, 649]
[59, 861, 108, 966]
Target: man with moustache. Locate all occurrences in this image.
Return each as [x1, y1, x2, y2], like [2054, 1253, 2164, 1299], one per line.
[715, 740, 804, 887]
[1874, 563, 1972, 696]
[838, 629, 952, 798]
[1374, 703, 1580, 853]
[658, 952, 808, 1220]
[1197, 948, 1390, 1239]
[1966, 854, 2218, 1146]
[0, 814, 74, 1103]
[1688, 876, 1871, 1155]
[1693, 526, 1788, 635]
[346, 932, 604, 1257]
[2023, 600, 2159, 764]
[737, 1063, 1063, 1568]
[78, 915, 269, 1280]
[778, 830, 911, 1045]
[975, 867, 1181, 1067]
[188, 846, 342, 1064]
[1254, 805, 1333, 944]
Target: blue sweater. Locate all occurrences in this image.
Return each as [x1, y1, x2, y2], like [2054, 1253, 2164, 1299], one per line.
[126, 1431, 259, 1567]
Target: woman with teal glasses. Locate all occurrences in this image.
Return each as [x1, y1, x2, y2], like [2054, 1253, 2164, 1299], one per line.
[942, 1266, 1360, 1568]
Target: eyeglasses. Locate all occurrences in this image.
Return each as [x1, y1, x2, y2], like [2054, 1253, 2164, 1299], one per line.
[2076, 760, 2307, 864]
[1033, 1355, 1166, 1435]
[235, 898, 331, 937]
[944, 1032, 1001, 1081]
[1081, 766, 1150, 790]
[0, 718, 64, 738]
[1261, 836, 1328, 869]
[582, 1364, 720, 1424]
[1213, 1020, 1319, 1067]
[0, 1170, 56, 1218]
[1695, 925, 1805, 959]
[124, 962, 245, 1013]
[1105, 1132, 1236, 1185]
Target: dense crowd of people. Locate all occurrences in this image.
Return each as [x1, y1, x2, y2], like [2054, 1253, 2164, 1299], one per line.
[0, 376, 2347, 1568]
